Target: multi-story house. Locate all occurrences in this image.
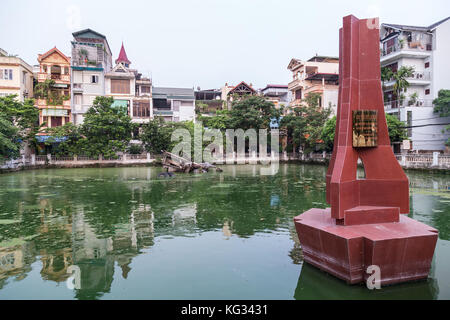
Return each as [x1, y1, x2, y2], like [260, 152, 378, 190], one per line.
[260, 84, 291, 113]
[70, 29, 112, 125]
[194, 88, 223, 116]
[287, 55, 339, 115]
[380, 17, 450, 152]
[221, 81, 256, 110]
[35, 47, 71, 129]
[0, 48, 33, 101]
[152, 87, 195, 122]
[105, 43, 152, 125]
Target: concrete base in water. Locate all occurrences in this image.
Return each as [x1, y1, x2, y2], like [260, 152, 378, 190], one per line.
[294, 208, 438, 285]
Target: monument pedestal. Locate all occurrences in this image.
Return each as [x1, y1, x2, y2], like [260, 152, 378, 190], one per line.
[294, 208, 438, 285]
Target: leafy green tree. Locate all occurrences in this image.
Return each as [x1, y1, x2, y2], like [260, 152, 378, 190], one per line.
[321, 116, 336, 152]
[0, 113, 20, 160]
[0, 95, 40, 157]
[80, 96, 134, 157]
[433, 89, 450, 146]
[140, 117, 181, 155]
[198, 110, 231, 130]
[385, 114, 408, 143]
[228, 96, 281, 130]
[44, 122, 83, 156]
[281, 93, 332, 153]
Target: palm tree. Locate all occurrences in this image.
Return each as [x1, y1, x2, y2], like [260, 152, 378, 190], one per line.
[392, 66, 415, 105]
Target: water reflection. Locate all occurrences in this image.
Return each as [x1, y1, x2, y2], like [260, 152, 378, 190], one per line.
[0, 165, 448, 299]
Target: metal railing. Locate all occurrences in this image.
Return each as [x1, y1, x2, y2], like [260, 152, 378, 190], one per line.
[384, 98, 434, 109]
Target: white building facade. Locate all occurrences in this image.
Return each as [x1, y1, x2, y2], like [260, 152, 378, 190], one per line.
[380, 17, 450, 152]
[70, 29, 113, 125]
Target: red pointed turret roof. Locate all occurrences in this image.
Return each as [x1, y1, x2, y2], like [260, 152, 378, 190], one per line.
[116, 42, 131, 65]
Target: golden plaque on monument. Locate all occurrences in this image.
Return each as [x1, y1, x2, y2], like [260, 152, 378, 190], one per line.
[352, 110, 377, 147]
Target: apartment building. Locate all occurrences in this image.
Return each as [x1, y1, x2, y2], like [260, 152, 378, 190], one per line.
[70, 29, 113, 125]
[0, 48, 33, 101]
[105, 43, 152, 124]
[35, 47, 71, 129]
[380, 17, 450, 152]
[287, 55, 339, 115]
[152, 87, 195, 122]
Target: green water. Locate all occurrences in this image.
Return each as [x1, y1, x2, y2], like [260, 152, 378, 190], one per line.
[0, 164, 448, 300]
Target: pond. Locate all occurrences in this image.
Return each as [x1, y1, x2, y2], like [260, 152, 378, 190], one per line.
[0, 164, 448, 300]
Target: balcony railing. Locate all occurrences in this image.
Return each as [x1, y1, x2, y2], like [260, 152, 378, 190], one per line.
[381, 41, 432, 57]
[38, 73, 70, 82]
[37, 98, 71, 108]
[384, 98, 434, 109]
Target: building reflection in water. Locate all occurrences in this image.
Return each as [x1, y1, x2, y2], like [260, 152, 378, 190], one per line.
[0, 199, 155, 299]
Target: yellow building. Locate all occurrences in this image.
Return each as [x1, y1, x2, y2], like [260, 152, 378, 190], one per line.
[287, 55, 339, 115]
[36, 47, 71, 129]
[0, 48, 34, 101]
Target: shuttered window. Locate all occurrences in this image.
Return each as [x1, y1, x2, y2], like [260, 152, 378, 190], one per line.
[111, 79, 130, 94]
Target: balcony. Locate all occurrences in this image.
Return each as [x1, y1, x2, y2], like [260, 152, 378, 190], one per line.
[384, 71, 431, 87]
[381, 41, 432, 64]
[288, 79, 302, 90]
[36, 98, 71, 108]
[38, 72, 70, 83]
[384, 98, 434, 110]
[72, 83, 83, 93]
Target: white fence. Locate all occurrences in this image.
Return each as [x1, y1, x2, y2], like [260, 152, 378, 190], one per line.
[1, 152, 449, 171]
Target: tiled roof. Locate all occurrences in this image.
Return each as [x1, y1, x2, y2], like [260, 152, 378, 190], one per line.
[383, 16, 450, 32]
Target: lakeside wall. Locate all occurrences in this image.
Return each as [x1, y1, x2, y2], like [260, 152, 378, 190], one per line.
[1, 151, 450, 173]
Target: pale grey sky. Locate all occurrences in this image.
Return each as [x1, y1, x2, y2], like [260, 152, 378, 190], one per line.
[1, 0, 449, 89]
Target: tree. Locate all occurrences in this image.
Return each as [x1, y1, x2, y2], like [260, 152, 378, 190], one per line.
[392, 66, 414, 104]
[140, 117, 181, 155]
[0, 113, 20, 160]
[0, 95, 40, 158]
[44, 122, 83, 156]
[321, 116, 336, 152]
[433, 89, 450, 146]
[228, 96, 281, 130]
[79, 96, 134, 157]
[281, 93, 332, 153]
[198, 110, 231, 130]
[381, 67, 394, 92]
[385, 114, 408, 143]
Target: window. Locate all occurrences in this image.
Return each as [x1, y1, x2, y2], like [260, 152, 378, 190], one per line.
[425, 89, 430, 95]
[425, 62, 430, 69]
[181, 101, 192, 107]
[0, 69, 13, 80]
[111, 79, 130, 94]
[141, 86, 151, 94]
[91, 75, 98, 83]
[22, 71, 27, 85]
[407, 111, 412, 137]
[295, 89, 302, 100]
[133, 101, 150, 118]
[74, 94, 82, 105]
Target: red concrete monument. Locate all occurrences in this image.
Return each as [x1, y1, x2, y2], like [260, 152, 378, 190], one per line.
[294, 15, 438, 285]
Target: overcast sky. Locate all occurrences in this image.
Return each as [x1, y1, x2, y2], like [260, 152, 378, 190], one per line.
[1, 0, 449, 89]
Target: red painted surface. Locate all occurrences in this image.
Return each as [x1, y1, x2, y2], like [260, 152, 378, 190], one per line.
[294, 15, 438, 285]
[116, 42, 131, 65]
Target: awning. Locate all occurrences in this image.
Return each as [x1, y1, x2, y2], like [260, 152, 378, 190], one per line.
[36, 136, 68, 143]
